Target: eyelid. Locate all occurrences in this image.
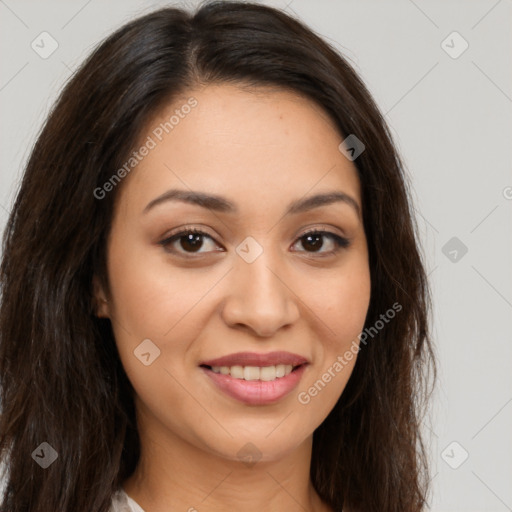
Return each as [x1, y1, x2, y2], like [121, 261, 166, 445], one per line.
[159, 226, 222, 255]
[159, 224, 351, 256]
[297, 224, 348, 240]
[291, 227, 350, 255]
[161, 225, 218, 243]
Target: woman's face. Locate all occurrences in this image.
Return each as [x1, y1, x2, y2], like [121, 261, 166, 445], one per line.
[98, 83, 371, 463]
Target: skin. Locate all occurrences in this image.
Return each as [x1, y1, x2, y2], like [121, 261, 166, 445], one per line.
[95, 83, 371, 512]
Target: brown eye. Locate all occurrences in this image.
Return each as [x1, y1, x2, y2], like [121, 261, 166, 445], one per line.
[301, 233, 324, 252]
[178, 232, 205, 252]
[160, 229, 222, 255]
[293, 230, 349, 254]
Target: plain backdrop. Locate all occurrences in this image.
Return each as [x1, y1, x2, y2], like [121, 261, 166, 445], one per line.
[0, 1, 511, 511]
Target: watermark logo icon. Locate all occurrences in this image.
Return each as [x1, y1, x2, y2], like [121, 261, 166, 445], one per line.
[236, 236, 263, 263]
[441, 31, 469, 59]
[134, 338, 161, 366]
[31, 32, 59, 59]
[237, 442, 262, 468]
[441, 441, 469, 469]
[338, 134, 365, 161]
[442, 236, 468, 263]
[32, 442, 58, 469]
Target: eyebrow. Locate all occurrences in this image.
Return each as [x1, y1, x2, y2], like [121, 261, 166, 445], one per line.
[143, 188, 361, 218]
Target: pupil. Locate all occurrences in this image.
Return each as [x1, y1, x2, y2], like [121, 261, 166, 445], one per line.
[181, 233, 203, 252]
[303, 234, 322, 251]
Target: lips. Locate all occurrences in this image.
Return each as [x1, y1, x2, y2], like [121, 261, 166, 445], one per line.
[200, 363, 308, 405]
[199, 351, 310, 405]
[200, 351, 309, 368]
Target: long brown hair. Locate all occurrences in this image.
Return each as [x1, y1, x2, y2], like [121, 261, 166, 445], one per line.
[0, 2, 435, 511]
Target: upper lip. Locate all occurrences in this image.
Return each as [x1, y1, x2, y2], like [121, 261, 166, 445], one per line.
[200, 351, 309, 368]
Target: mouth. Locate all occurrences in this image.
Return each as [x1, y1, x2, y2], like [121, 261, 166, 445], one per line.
[199, 361, 309, 405]
[199, 362, 306, 382]
[200, 350, 309, 369]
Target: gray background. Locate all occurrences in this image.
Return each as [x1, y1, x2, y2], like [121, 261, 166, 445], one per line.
[1, 1, 511, 510]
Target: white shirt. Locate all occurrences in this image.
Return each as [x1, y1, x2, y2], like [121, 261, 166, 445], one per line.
[111, 487, 342, 511]
[110, 488, 146, 512]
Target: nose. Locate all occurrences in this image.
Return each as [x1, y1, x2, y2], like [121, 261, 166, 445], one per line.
[220, 249, 300, 338]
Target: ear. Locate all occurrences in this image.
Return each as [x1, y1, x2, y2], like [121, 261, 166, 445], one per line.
[92, 275, 110, 318]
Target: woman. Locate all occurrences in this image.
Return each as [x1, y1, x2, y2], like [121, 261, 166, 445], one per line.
[0, 2, 435, 511]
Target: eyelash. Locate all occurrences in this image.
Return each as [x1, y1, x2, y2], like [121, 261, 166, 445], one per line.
[159, 226, 350, 258]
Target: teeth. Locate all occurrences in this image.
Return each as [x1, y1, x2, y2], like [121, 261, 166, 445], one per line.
[210, 364, 295, 381]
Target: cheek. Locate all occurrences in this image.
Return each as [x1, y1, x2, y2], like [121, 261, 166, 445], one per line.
[105, 242, 237, 412]
[105, 247, 216, 431]
[106, 240, 223, 339]
[295, 258, 370, 413]
[306, 256, 371, 348]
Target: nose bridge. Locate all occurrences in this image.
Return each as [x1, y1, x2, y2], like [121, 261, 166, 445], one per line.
[220, 238, 299, 336]
[238, 251, 284, 302]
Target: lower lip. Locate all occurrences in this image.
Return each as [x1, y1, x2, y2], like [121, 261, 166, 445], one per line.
[200, 364, 308, 405]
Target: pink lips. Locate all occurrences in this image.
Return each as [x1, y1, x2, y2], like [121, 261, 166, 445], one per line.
[199, 351, 309, 405]
[200, 351, 309, 368]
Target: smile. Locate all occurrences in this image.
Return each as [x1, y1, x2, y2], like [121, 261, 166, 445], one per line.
[200, 363, 308, 405]
[205, 363, 298, 381]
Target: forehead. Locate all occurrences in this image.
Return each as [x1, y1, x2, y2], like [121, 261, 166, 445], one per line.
[121, 83, 361, 212]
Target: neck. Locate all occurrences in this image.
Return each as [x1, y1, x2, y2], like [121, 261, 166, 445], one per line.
[122, 399, 333, 512]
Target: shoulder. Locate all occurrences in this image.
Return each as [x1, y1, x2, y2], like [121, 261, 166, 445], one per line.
[110, 487, 146, 512]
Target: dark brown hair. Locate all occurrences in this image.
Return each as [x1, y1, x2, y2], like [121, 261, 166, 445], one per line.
[0, 2, 435, 511]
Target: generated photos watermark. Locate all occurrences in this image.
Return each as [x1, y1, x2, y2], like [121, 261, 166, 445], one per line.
[94, 97, 198, 200]
[297, 301, 402, 405]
